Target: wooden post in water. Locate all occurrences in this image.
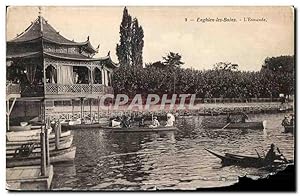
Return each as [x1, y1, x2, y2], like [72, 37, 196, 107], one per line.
[80, 98, 83, 120]
[40, 127, 46, 176]
[97, 96, 100, 123]
[44, 125, 50, 167]
[89, 99, 92, 123]
[55, 121, 60, 150]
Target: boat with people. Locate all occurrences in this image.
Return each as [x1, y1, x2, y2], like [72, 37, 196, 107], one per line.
[284, 125, 294, 133]
[6, 135, 74, 154]
[203, 112, 266, 130]
[205, 144, 292, 168]
[281, 114, 294, 133]
[105, 113, 178, 133]
[6, 146, 77, 168]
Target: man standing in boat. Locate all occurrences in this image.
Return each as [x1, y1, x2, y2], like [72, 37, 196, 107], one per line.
[264, 144, 288, 164]
[281, 115, 290, 126]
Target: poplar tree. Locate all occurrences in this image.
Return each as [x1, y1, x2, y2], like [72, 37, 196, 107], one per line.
[116, 7, 132, 67]
[116, 7, 144, 68]
[131, 18, 144, 68]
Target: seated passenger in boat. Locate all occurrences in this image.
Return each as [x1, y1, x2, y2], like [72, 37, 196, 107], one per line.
[149, 116, 160, 128]
[111, 117, 122, 128]
[240, 113, 248, 123]
[165, 113, 175, 127]
[139, 117, 146, 127]
[264, 144, 287, 164]
[120, 115, 129, 128]
[289, 114, 294, 126]
[226, 113, 231, 123]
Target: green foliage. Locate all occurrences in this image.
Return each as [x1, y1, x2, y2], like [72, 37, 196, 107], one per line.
[213, 62, 239, 71]
[162, 52, 184, 68]
[113, 54, 294, 99]
[261, 55, 294, 96]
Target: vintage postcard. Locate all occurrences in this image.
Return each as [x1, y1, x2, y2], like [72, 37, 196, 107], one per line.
[6, 6, 295, 191]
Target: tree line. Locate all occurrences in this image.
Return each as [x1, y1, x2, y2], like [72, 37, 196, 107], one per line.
[114, 7, 294, 99]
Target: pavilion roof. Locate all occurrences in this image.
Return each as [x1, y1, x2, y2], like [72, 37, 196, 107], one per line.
[44, 52, 119, 68]
[7, 16, 98, 53]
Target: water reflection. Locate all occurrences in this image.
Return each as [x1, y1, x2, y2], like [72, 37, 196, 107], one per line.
[52, 113, 294, 190]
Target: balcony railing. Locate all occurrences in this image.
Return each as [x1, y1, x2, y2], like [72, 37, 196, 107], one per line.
[6, 83, 21, 95]
[45, 83, 114, 95]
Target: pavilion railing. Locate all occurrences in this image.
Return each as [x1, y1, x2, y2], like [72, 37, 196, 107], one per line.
[45, 83, 113, 95]
[6, 83, 21, 95]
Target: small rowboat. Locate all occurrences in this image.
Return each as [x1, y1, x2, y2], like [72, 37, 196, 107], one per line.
[6, 130, 71, 142]
[7, 135, 73, 147]
[6, 135, 74, 154]
[102, 126, 179, 133]
[204, 121, 266, 130]
[9, 125, 32, 131]
[6, 146, 76, 168]
[6, 127, 52, 138]
[284, 125, 294, 133]
[62, 123, 106, 130]
[205, 149, 291, 168]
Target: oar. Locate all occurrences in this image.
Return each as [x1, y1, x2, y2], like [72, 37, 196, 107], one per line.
[255, 149, 261, 158]
[277, 147, 288, 163]
[221, 123, 231, 129]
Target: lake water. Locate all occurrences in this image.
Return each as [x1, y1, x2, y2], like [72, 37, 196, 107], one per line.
[51, 113, 294, 190]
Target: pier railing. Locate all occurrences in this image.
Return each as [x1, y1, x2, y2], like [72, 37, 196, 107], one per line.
[45, 84, 114, 95]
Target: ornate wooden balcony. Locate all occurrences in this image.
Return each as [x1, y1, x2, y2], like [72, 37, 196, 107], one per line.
[45, 83, 114, 98]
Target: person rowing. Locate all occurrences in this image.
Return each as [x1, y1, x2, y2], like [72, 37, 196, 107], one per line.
[165, 113, 175, 127]
[149, 116, 160, 128]
[240, 112, 248, 123]
[264, 143, 288, 164]
[281, 115, 290, 126]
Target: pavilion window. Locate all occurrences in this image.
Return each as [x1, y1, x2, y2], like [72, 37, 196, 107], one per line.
[93, 67, 102, 84]
[107, 71, 111, 86]
[73, 66, 90, 84]
[45, 65, 57, 84]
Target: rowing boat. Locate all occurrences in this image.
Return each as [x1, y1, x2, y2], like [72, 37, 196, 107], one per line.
[6, 135, 74, 154]
[6, 130, 71, 142]
[204, 121, 266, 130]
[102, 126, 179, 133]
[205, 149, 291, 168]
[62, 123, 107, 130]
[9, 125, 32, 131]
[6, 127, 52, 138]
[284, 125, 294, 133]
[6, 146, 76, 168]
[7, 135, 73, 147]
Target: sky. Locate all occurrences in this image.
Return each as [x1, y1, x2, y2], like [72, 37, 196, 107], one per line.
[6, 6, 294, 71]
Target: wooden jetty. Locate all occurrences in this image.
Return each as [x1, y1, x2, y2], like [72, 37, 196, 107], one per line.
[6, 165, 53, 190]
[6, 121, 76, 190]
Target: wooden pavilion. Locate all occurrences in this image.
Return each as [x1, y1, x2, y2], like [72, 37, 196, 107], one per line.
[6, 15, 119, 127]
